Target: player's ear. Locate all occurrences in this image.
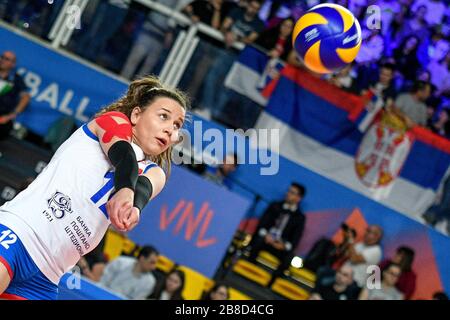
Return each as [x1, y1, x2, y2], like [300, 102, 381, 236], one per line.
[130, 107, 142, 126]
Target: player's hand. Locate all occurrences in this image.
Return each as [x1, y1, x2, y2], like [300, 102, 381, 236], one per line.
[123, 207, 140, 231]
[107, 188, 134, 232]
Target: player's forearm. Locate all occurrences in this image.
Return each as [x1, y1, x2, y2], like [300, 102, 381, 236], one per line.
[107, 141, 139, 192]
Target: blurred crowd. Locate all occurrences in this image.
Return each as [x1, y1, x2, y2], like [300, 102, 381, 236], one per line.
[1, 0, 449, 135]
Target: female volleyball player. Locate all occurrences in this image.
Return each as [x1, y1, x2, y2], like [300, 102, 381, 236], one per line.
[0, 76, 188, 299]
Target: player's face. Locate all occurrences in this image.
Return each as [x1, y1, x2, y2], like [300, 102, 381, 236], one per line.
[131, 97, 185, 156]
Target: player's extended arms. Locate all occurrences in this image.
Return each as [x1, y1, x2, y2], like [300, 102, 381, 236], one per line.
[108, 140, 139, 191]
[133, 175, 153, 212]
[94, 111, 138, 191]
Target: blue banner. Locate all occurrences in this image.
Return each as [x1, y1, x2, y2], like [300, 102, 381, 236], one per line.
[0, 26, 128, 136]
[127, 165, 251, 278]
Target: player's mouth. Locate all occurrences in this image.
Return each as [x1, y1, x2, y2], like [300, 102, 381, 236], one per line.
[156, 137, 167, 147]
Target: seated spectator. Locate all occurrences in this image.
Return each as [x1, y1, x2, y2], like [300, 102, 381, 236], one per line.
[201, 282, 230, 300]
[359, 63, 397, 107]
[148, 269, 185, 300]
[393, 80, 431, 127]
[0, 50, 31, 139]
[394, 5, 429, 46]
[100, 245, 159, 299]
[355, 28, 384, 66]
[379, 246, 417, 300]
[202, 153, 239, 188]
[428, 51, 450, 98]
[77, 252, 108, 282]
[411, 0, 446, 27]
[248, 182, 306, 286]
[330, 224, 358, 270]
[417, 29, 449, 67]
[309, 265, 360, 300]
[429, 108, 450, 138]
[254, 17, 294, 61]
[341, 225, 383, 288]
[325, 63, 358, 93]
[358, 262, 404, 300]
[393, 35, 421, 84]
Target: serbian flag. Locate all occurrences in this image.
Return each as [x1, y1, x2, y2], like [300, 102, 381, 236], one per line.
[255, 65, 450, 218]
[224, 45, 285, 107]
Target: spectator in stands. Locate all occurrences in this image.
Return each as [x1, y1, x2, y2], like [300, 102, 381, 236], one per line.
[422, 173, 450, 234]
[393, 35, 421, 85]
[309, 265, 359, 300]
[248, 182, 306, 286]
[148, 269, 185, 300]
[430, 108, 450, 138]
[183, 0, 223, 28]
[201, 282, 229, 300]
[358, 262, 404, 300]
[379, 246, 417, 300]
[0, 50, 30, 140]
[411, 0, 446, 27]
[355, 28, 384, 65]
[199, 0, 264, 120]
[394, 5, 429, 46]
[100, 245, 159, 300]
[181, 0, 226, 101]
[202, 153, 238, 188]
[77, 0, 131, 61]
[342, 225, 383, 288]
[359, 63, 397, 107]
[254, 17, 294, 61]
[417, 29, 449, 68]
[77, 252, 108, 282]
[393, 80, 431, 127]
[120, 0, 182, 79]
[326, 63, 358, 93]
[428, 52, 450, 98]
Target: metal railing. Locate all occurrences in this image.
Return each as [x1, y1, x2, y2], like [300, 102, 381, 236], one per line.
[48, 0, 246, 86]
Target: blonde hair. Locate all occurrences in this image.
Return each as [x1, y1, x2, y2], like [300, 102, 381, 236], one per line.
[96, 75, 190, 177]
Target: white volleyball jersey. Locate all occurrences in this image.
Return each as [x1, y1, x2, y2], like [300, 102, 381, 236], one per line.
[0, 125, 157, 284]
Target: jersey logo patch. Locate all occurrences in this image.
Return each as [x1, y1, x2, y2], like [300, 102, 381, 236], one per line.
[47, 191, 73, 219]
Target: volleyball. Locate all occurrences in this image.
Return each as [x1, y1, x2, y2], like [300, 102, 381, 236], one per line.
[292, 3, 362, 74]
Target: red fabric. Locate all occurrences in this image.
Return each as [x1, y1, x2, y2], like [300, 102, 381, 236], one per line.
[411, 126, 450, 154]
[0, 255, 13, 280]
[380, 259, 417, 300]
[275, 37, 286, 56]
[95, 111, 132, 143]
[272, 66, 450, 154]
[281, 66, 367, 119]
[0, 293, 27, 300]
